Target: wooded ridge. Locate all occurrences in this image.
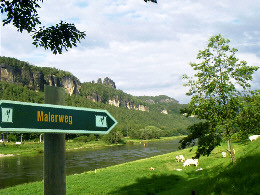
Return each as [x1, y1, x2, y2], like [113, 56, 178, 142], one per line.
[0, 56, 199, 141]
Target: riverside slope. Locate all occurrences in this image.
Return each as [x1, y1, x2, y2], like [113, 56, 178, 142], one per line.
[0, 139, 259, 194]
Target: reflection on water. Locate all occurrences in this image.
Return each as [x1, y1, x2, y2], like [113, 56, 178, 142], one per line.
[0, 139, 180, 189]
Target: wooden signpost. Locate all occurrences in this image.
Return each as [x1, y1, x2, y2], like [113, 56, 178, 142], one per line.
[0, 85, 117, 195]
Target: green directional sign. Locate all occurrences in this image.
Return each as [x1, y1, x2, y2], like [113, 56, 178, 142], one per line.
[0, 100, 117, 134]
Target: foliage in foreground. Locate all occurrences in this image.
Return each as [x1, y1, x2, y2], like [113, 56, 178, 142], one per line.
[1, 139, 259, 194]
[0, 1, 86, 54]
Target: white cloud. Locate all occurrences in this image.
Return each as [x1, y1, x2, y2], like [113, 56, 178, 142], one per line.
[1, 0, 260, 104]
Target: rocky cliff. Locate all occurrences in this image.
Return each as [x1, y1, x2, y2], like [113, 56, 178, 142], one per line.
[107, 96, 149, 112]
[103, 77, 116, 88]
[86, 91, 149, 112]
[0, 63, 80, 95]
[0, 60, 150, 112]
[92, 77, 116, 89]
[83, 80, 150, 112]
[1, 57, 184, 114]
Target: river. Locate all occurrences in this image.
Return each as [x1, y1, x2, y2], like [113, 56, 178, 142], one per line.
[0, 139, 181, 189]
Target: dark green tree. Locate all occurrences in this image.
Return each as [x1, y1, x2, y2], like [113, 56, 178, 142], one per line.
[180, 34, 259, 163]
[236, 90, 260, 137]
[102, 128, 123, 144]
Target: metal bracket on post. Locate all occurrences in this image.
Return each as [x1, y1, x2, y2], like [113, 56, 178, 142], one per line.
[44, 85, 66, 195]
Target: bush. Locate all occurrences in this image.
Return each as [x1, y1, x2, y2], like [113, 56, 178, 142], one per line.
[129, 128, 141, 139]
[88, 134, 96, 141]
[73, 134, 97, 142]
[102, 128, 123, 144]
[139, 126, 163, 140]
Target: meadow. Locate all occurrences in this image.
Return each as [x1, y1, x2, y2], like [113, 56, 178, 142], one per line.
[0, 138, 259, 194]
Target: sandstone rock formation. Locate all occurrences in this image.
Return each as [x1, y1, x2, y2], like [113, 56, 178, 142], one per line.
[87, 91, 103, 103]
[0, 59, 150, 112]
[161, 109, 168, 114]
[107, 96, 149, 111]
[0, 64, 14, 82]
[0, 63, 80, 95]
[97, 78, 102, 84]
[103, 77, 116, 88]
[61, 76, 80, 95]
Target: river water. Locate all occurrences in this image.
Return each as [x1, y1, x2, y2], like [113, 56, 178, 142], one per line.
[0, 139, 181, 189]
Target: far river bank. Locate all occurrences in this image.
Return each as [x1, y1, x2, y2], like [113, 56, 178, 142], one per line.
[0, 136, 184, 157]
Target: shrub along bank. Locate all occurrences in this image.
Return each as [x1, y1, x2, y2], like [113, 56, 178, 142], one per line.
[0, 139, 259, 194]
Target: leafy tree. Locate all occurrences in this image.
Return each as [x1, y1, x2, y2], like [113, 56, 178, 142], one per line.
[180, 34, 259, 163]
[32, 21, 86, 54]
[236, 90, 260, 137]
[1, 0, 156, 54]
[102, 128, 123, 144]
[0, 0, 86, 54]
[140, 126, 163, 140]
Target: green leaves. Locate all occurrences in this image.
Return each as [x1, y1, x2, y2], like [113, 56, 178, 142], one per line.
[1, 0, 42, 33]
[179, 122, 222, 158]
[32, 21, 86, 54]
[181, 34, 259, 159]
[1, 0, 156, 54]
[184, 34, 258, 102]
[236, 90, 260, 135]
[1, 0, 86, 54]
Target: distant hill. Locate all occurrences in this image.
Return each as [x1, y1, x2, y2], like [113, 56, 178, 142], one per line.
[136, 95, 187, 115]
[137, 95, 179, 104]
[0, 56, 199, 136]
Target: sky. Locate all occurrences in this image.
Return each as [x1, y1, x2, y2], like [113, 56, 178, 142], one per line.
[1, 0, 260, 104]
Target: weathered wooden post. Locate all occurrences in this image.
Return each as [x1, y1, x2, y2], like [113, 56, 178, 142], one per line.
[44, 85, 66, 195]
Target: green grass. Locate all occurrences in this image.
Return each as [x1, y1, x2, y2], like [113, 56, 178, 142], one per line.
[0, 140, 111, 156]
[0, 139, 259, 194]
[0, 142, 44, 155]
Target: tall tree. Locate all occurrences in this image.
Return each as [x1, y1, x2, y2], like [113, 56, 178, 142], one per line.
[180, 34, 259, 163]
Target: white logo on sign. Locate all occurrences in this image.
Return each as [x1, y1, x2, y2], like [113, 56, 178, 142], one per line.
[96, 115, 107, 128]
[2, 108, 13, 123]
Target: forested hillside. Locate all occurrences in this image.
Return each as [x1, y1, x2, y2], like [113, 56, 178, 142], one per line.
[0, 56, 76, 80]
[0, 56, 80, 95]
[137, 95, 187, 115]
[0, 57, 200, 142]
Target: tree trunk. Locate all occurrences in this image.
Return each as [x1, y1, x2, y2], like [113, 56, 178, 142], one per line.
[229, 139, 236, 163]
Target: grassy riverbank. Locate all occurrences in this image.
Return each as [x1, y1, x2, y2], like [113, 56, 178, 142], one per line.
[1, 138, 259, 194]
[0, 136, 183, 156]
